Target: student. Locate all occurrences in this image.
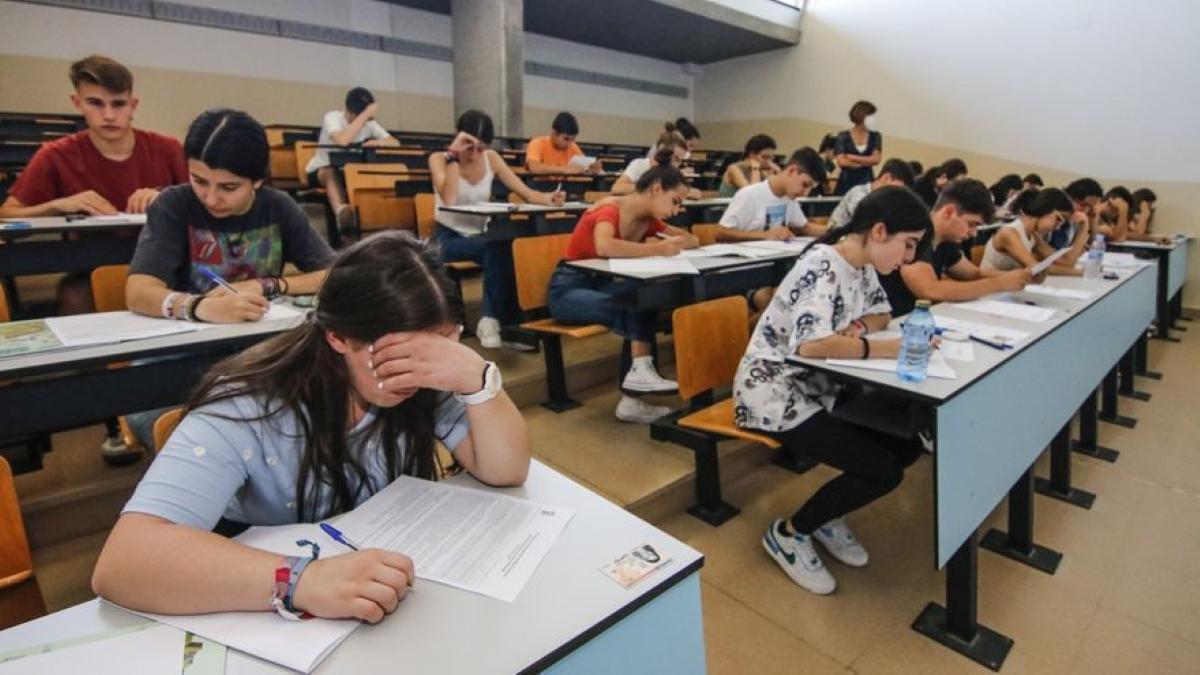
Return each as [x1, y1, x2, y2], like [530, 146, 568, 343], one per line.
[124, 109, 334, 450]
[908, 161, 924, 180]
[1129, 188, 1158, 234]
[1050, 178, 1103, 251]
[982, 188, 1080, 275]
[525, 112, 599, 174]
[911, 159, 968, 207]
[547, 165, 699, 424]
[0, 54, 187, 313]
[737, 186, 931, 595]
[880, 179, 1030, 316]
[717, 134, 780, 198]
[717, 147, 828, 242]
[611, 126, 701, 199]
[1022, 173, 1044, 190]
[672, 117, 702, 154]
[827, 158, 915, 229]
[818, 133, 838, 175]
[833, 100, 882, 195]
[305, 87, 399, 234]
[429, 110, 564, 350]
[990, 174, 1024, 218]
[1094, 186, 1171, 244]
[93, 232, 531, 622]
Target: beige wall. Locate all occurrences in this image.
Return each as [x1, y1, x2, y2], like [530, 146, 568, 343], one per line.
[0, 54, 667, 147]
[703, 115, 1200, 311]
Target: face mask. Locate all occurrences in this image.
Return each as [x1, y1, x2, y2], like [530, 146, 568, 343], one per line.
[863, 115, 878, 130]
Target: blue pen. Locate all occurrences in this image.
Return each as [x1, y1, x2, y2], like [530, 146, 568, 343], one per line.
[319, 523, 361, 551]
[1, 221, 31, 230]
[201, 267, 241, 295]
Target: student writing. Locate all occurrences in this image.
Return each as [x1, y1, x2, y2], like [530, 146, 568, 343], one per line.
[982, 187, 1080, 275]
[827, 158, 915, 229]
[525, 112, 600, 174]
[92, 232, 531, 623]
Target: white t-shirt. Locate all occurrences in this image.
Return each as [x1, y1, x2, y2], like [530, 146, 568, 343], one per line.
[621, 157, 653, 184]
[305, 110, 392, 173]
[719, 180, 807, 232]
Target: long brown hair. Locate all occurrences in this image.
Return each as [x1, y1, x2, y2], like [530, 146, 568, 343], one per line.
[186, 232, 464, 521]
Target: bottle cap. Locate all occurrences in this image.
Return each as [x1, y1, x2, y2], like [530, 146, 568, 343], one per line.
[914, 299, 932, 309]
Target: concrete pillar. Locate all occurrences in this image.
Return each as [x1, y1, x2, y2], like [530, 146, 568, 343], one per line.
[450, 0, 523, 139]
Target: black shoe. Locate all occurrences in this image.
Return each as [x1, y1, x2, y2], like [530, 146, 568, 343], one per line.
[101, 436, 142, 466]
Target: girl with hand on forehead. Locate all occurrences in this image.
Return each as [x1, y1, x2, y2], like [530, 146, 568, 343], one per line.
[93, 232, 531, 625]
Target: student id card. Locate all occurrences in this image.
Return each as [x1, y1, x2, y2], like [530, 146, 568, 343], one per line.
[600, 543, 672, 588]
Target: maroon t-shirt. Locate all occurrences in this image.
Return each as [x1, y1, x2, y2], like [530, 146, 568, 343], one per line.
[9, 128, 187, 215]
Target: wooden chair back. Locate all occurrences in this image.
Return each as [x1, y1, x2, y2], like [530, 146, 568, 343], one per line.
[343, 163, 416, 232]
[0, 456, 46, 629]
[512, 234, 572, 312]
[415, 193, 437, 241]
[153, 408, 185, 452]
[0, 283, 9, 322]
[672, 295, 749, 401]
[692, 223, 721, 246]
[90, 264, 130, 312]
[293, 141, 319, 183]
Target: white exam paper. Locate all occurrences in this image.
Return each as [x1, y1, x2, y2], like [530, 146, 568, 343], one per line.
[939, 341, 975, 362]
[827, 350, 957, 380]
[608, 257, 699, 275]
[954, 299, 1056, 323]
[569, 155, 597, 169]
[1030, 247, 1069, 275]
[78, 213, 148, 225]
[0, 623, 183, 675]
[336, 476, 574, 603]
[45, 311, 197, 347]
[933, 315, 1031, 347]
[1022, 285, 1094, 301]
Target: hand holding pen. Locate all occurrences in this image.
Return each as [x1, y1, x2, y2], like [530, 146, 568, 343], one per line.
[193, 268, 269, 323]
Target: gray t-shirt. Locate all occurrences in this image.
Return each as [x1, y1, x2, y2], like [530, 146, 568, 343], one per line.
[131, 185, 333, 294]
[827, 183, 870, 229]
[123, 391, 472, 528]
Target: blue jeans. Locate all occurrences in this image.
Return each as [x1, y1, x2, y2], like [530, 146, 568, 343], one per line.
[547, 264, 656, 343]
[434, 225, 519, 325]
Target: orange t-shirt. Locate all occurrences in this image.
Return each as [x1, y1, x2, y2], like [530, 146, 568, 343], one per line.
[565, 203, 668, 260]
[525, 135, 583, 169]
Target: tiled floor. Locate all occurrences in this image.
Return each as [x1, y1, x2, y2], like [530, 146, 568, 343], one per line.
[12, 312, 1200, 674]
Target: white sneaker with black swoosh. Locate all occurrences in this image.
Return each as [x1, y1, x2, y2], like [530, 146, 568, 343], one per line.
[762, 518, 836, 595]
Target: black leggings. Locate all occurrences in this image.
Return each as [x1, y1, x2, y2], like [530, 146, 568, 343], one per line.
[766, 410, 922, 535]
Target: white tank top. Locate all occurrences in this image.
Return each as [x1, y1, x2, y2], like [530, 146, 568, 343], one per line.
[981, 220, 1035, 272]
[435, 157, 495, 237]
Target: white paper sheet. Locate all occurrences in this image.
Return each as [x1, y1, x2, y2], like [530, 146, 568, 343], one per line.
[738, 238, 812, 253]
[336, 476, 574, 603]
[933, 315, 1031, 346]
[123, 528, 361, 674]
[608, 257, 699, 275]
[1021, 285, 1094, 301]
[45, 311, 198, 346]
[679, 244, 777, 259]
[77, 213, 148, 225]
[0, 623, 184, 675]
[1030, 247, 1069, 275]
[189, 302, 305, 329]
[826, 350, 957, 380]
[953, 299, 1056, 323]
[939, 341, 975, 362]
[568, 155, 597, 169]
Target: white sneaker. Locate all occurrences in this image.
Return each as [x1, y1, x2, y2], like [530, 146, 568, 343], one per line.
[476, 317, 501, 349]
[762, 518, 836, 595]
[621, 359, 678, 393]
[918, 430, 934, 454]
[614, 395, 672, 423]
[813, 517, 869, 567]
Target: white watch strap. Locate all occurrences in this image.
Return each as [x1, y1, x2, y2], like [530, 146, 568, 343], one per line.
[455, 362, 501, 406]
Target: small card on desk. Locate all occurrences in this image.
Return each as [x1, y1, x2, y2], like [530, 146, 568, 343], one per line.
[600, 544, 671, 588]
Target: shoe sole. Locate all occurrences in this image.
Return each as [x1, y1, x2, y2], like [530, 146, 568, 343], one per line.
[620, 383, 679, 394]
[762, 529, 836, 595]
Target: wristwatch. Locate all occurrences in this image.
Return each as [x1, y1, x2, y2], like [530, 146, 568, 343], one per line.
[444, 150, 459, 164]
[455, 361, 502, 405]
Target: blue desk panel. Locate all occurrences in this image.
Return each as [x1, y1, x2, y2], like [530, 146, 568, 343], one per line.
[935, 267, 1156, 566]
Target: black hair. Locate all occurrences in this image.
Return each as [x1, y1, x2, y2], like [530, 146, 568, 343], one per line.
[672, 117, 700, 141]
[849, 100, 877, 124]
[184, 108, 269, 182]
[1105, 185, 1133, 204]
[187, 232, 463, 521]
[934, 178, 996, 222]
[455, 109, 494, 145]
[1131, 187, 1158, 211]
[803, 186, 931, 257]
[635, 164, 687, 193]
[345, 87, 375, 116]
[818, 133, 838, 153]
[989, 174, 1023, 206]
[1022, 173, 1044, 187]
[879, 158, 915, 186]
[939, 159, 968, 181]
[1011, 187, 1073, 218]
[551, 111, 579, 136]
[743, 134, 777, 158]
[785, 147, 827, 184]
[908, 160, 924, 177]
[1065, 178, 1104, 201]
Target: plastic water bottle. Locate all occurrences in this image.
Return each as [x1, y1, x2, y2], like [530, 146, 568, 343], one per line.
[897, 300, 936, 382]
[1083, 234, 1106, 279]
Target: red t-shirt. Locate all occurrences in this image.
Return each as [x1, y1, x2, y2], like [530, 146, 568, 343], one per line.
[564, 203, 668, 260]
[9, 129, 187, 213]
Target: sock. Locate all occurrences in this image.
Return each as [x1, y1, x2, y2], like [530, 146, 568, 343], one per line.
[632, 355, 654, 370]
[778, 520, 797, 538]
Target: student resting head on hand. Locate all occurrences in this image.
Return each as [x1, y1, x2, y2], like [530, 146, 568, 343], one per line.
[94, 231, 531, 624]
